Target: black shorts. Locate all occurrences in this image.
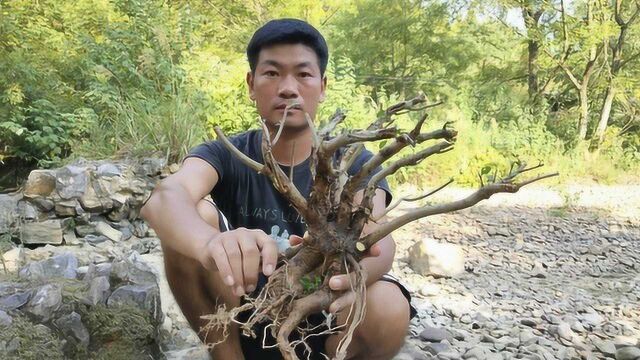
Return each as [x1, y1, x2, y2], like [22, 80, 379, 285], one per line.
[207, 200, 417, 360]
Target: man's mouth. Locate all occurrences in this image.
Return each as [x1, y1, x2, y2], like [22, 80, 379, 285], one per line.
[274, 103, 302, 111]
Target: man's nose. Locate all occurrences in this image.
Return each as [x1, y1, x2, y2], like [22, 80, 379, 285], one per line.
[278, 75, 299, 99]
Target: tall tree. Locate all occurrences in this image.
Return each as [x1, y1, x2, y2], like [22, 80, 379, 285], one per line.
[594, 0, 640, 145]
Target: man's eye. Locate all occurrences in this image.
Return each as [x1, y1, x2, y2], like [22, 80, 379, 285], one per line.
[300, 72, 312, 78]
[265, 71, 278, 77]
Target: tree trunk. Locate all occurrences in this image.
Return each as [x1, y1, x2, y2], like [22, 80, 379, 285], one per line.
[595, 84, 616, 143]
[528, 39, 539, 98]
[578, 86, 590, 140]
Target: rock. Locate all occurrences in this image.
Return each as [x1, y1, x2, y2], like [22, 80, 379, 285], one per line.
[96, 221, 123, 242]
[107, 283, 162, 324]
[0, 194, 20, 232]
[84, 234, 110, 245]
[23, 283, 63, 322]
[83, 276, 110, 306]
[557, 322, 574, 341]
[23, 169, 56, 197]
[581, 312, 605, 327]
[135, 158, 166, 176]
[84, 263, 112, 282]
[0, 309, 12, 326]
[1, 247, 25, 273]
[424, 342, 450, 355]
[163, 346, 210, 360]
[408, 238, 465, 278]
[521, 318, 539, 327]
[111, 251, 157, 285]
[79, 182, 112, 213]
[97, 163, 122, 177]
[594, 340, 617, 357]
[19, 252, 78, 280]
[54, 311, 90, 348]
[132, 220, 150, 238]
[615, 347, 640, 360]
[21, 220, 64, 245]
[63, 230, 81, 246]
[75, 223, 97, 237]
[419, 326, 450, 342]
[56, 165, 89, 199]
[463, 347, 489, 359]
[54, 199, 79, 217]
[0, 283, 31, 311]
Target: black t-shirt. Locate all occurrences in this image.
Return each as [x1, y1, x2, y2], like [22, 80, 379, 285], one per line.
[187, 129, 391, 252]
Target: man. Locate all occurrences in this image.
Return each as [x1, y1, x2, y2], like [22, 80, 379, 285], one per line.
[142, 19, 415, 360]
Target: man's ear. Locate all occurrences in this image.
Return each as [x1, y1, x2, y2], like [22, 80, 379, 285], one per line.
[319, 75, 327, 103]
[246, 71, 255, 101]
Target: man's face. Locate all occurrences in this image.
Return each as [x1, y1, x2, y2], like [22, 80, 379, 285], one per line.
[247, 44, 326, 130]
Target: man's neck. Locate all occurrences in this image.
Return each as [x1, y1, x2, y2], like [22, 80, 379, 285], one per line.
[266, 125, 313, 167]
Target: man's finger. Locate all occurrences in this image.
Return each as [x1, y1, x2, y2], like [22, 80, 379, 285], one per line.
[239, 237, 260, 293]
[289, 234, 303, 246]
[255, 231, 278, 276]
[208, 238, 234, 287]
[222, 236, 244, 296]
[329, 273, 357, 291]
[329, 291, 356, 314]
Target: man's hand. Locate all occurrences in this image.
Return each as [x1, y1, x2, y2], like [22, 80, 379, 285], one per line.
[289, 234, 382, 313]
[199, 228, 279, 297]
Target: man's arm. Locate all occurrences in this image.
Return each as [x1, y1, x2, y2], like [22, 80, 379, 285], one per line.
[140, 157, 278, 296]
[141, 158, 221, 261]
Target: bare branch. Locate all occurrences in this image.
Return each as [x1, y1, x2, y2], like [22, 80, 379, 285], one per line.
[375, 178, 454, 221]
[361, 172, 559, 248]
[319, 110, 347, 138]
[272, 103, 301, 145]
[214, 127, 265, 173]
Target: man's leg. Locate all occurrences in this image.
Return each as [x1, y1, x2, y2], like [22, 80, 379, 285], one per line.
[324, 281, 410, 360]
[162, 200, 244, 359]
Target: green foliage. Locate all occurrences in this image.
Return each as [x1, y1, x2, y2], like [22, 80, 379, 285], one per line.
[1, 0, 638, 184]
[0, 316, 65, 360]
[300, 274, 323, 294]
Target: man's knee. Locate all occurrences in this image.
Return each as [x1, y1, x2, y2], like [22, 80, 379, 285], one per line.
[358, 281, 410, 353]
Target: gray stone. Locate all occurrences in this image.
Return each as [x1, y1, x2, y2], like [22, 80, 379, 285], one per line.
[594, 340, 617, 357]
[97, 163, 122, 177]
[557, 322, 574, 341]
[419, 326, 450, 342]
[84, 234, 110, 245]
[581, 312, 605, 327]
[79, 182, 113, 213]
[63, 230, 81, 245]
[107, 283, 162, 324]
[83, 276, 110, 306]
[54, 311, 90, 348]
[96, 221, 123, 242]
[615, 347, 640, 360]
[0, 309, 12, 326]
[463, 346, 489, 359]
[19, 252, 78, 280]
[84, 262, 112, 282]
[163, 346, 210, 360]
[56, 165, 89, 199]
[408, 238, 465, 278]
[424, 342, 450, 355]
[21, 220, 64, 245]
[75, 223, 97, 237]
[23, 283, 62, 322]
[111, 251, 157, 285]
[0, 194, 20, 233]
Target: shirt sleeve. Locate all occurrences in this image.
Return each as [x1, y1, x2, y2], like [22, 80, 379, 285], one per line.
[183, 140, 231, 186]
[347, 148, 393, 206]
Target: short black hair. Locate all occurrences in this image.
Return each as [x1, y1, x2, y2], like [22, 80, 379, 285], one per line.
[247, 18, 329, 76]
